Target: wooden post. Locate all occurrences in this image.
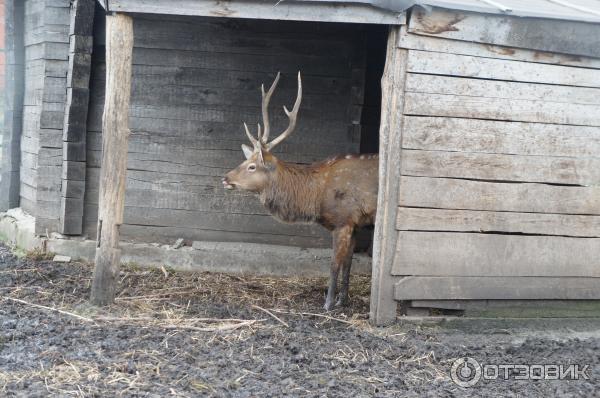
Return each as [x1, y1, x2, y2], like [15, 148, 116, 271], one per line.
[90, 13, 133, 306]
[369, 26, 408, 325]
[0, 0, 25, 211]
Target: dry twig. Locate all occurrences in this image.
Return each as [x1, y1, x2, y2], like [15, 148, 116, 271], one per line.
[251, 304, 289, 328]
[272, 309, 354, 325]
[2, 296, 94, 323]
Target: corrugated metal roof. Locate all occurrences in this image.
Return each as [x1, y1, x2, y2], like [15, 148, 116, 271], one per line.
[317, 0, 600, 23]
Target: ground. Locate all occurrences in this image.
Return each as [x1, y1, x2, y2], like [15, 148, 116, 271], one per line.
[0, 243, 598, 397]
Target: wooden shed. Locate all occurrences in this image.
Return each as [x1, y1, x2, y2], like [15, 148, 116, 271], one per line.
[370, 2, 600, 324]
[1, 0, 599, 322]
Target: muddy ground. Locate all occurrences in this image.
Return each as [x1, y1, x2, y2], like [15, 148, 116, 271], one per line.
[0, 242, 599, 397]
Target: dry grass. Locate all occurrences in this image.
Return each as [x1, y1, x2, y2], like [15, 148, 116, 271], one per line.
[23, 248, 55, 261]
[0, 258, 450, 395]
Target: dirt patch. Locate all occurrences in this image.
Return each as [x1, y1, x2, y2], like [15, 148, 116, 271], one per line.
[0, 243, 598, 397]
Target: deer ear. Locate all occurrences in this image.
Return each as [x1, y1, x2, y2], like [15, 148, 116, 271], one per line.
[241, 144, 253, 159]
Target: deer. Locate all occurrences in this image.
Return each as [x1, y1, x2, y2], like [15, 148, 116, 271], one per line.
[222, 72, 378, 311]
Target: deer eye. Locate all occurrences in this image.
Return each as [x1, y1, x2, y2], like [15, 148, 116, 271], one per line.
[247, 163, 257, 172]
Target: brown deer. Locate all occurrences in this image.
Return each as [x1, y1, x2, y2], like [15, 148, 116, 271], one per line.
[222, 72, 378, 311]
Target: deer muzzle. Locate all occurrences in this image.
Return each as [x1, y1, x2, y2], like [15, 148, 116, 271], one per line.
[222, 177, 235, 190]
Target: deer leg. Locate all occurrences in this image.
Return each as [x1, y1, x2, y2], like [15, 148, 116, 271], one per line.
[336, 233, 355, 307]
[324, 225, 354, 311]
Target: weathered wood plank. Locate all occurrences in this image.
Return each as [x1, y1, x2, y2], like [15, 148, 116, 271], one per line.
[404, 92, 600, 127]
[407, 50, 600, 88]
[408, 8, 600, 58]
[1, 0, 25, 210]
[402, 117, 600, 158]
[123, 207, 329, 238]
[62, 180, 86, 199]
[126, 17, 357, 58]
[108, 0, 405, 25]
[60, 0, 95, 235]
[392, 231, 600, 277]
[398, 176, 600, 215]
[395, 276, 600, 300]
[69, 0, 95, 36]
[62, 161, 86, 181]
[396, 208, 600, 238]
[108, 47, 353, 77]
[91, 13, 134, 306]
[401, 149, 600, 186]
[117, 189, 267, 214]
[87, 103, 350, 129]
[405, 73, 600, 105]
[87, 132, 357, 160]
[397, 26, 600, 69]
[91, 65, 353, 95]
[370, 27, 406, 326]
[117, 225, 331, 249]
[87, 145, 352, 173]
[409, 300, 600, 318]
[67, 53, 92, 88]
[91, 82, 349, 114]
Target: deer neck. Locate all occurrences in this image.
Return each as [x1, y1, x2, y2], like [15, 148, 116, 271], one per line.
[259, 161, 322, 224]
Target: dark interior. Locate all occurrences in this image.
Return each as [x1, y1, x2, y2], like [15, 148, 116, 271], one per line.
[357, 24, 388, 253]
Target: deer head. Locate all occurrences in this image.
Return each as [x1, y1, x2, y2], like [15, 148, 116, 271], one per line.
[222, 72, 302, 192]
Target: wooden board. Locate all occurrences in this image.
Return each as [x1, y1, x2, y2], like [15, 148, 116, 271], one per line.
[397, 26, 600, 70]
[127, 17, 357, 57]
[392, 231, 600, 277]
[86, 105, 351, 135]
[408, 8, 600, 58]
[407, 50, 600, 88]
[401, 149, 600, 186]
[396, 207, 600, 238]
[91, 82, 349, 114]
[404, 92, 600, 127]
[395, 276, 600, 300]
[398, 176, 600, 215]
[369, 28, 406, 325]
[91, 65, 353, 95]
[405, 73, 600, 105]
[105, 48, 355, 77]
[108, 0, 405, 25]
[402, 116, 600, 158]
[123, 207, 328, 238]
[118, 225, 331, 248]
[410, 299, 600, 316]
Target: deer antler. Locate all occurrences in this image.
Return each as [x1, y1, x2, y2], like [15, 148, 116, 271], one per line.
[260, 72, 280, 143]
[266, 72, 302, 151]
[242, 72, 302, 152]
[243, 123, 259, 148]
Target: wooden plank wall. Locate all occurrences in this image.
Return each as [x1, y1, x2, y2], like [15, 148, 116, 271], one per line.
[83, 15, 366, 247]
[391, 25, 600, 302]
[20, 0, 70, 233]
[0, 0, 25, 211]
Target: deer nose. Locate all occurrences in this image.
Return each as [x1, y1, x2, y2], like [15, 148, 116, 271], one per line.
[222, 177, 234, 190]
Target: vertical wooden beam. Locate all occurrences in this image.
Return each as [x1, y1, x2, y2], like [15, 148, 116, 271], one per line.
[60, 0, 95, 235]
[369, 27, 408, 325]
[0, 0, 25, 211]
[90, 13, 133, 306]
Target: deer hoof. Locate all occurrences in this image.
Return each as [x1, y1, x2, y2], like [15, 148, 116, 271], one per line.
[323, 300, 335, 311]
[335, 297, 349, 307]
